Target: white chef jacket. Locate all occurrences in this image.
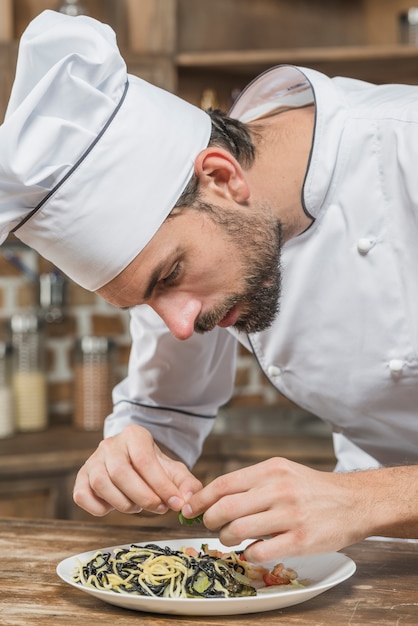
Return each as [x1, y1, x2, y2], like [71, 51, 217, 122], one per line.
[105, 65, 418, 472]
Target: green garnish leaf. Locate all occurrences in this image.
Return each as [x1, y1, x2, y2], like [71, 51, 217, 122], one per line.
[178, 511, 204, 526]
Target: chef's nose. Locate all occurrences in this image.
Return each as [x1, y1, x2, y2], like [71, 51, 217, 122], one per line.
[154, 298, 201, 340]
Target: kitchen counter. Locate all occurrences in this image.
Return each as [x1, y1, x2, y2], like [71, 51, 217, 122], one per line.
[1, 517, 417, 625]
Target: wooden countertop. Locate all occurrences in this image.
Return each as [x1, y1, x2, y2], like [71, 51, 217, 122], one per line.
[1, 517, 417, 625]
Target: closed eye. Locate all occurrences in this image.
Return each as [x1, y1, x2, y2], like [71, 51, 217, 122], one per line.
[162, 262, 182, 286]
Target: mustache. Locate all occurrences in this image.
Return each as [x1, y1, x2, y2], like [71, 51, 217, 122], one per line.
[194, 268, 281, 336]
[194, 295, 241, 334]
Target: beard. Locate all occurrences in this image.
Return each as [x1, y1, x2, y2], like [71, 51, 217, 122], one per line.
[192, 203, 283, 335]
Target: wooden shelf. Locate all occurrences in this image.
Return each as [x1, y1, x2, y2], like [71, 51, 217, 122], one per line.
[177, 44, 418, 68]
[177, 44, 418, 84]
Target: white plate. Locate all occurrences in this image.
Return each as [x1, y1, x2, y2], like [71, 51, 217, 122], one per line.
[56, 537, 356, 616]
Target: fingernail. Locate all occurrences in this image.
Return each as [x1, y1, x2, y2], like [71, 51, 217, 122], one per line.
[168, 496, 183, 510]
[156, 504, 168, 514]
[182, 503, 193, 517]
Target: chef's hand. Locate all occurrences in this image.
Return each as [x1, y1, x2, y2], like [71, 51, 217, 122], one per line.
[182, 457, 372, 562]
[73, 424, 202, 517]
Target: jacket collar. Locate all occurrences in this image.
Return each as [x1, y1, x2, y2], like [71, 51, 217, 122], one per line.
[230, 64, 348, 221]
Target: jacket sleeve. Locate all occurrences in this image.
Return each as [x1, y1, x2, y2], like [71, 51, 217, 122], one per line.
[104, 304, 238, 468]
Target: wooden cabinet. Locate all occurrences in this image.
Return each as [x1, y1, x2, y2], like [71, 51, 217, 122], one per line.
[124, 0, 418, 109]
[128, 0, 418, 110]
[0, 427, 99, 520]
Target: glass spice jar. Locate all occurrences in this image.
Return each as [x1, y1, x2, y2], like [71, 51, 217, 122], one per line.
[56, 0, 87, 16]
[74, 336, 115, 431]
[399, 8, 418, 44]
[0, 341, 15, 438]
[11, 312, 48, 432]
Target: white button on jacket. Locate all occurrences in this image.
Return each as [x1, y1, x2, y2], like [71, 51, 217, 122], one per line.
[389, 359, 405, 374]
[267, 365, 282, 378]
[357, 238, 375, 255]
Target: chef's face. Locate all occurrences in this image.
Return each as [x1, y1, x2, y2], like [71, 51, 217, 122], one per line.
[97, 203, 282, 340]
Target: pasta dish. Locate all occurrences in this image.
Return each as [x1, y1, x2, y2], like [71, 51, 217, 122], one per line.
[71, 542, 300, 599]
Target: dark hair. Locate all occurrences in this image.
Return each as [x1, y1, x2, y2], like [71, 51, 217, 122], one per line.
[174, 108, 256, 209]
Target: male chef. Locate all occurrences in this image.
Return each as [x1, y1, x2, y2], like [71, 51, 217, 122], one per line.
[1, 10, 417, 561]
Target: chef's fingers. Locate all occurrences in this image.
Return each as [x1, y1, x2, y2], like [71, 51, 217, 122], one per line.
[73, 465, 112, 516]
[73, 424, 187, 515]
[94, 447, 168, 514]
[97, 425, 188, 513]
[74, 441, 156, 515]
[242, 525, 347, 563]
[183, 458, 271, 522]
[100, 424, 203, 513]
[185, 457, 365, 561]
[207, 490, 283, 535]
[158, 452, 203, 502]
[242, 534, 306, 563]
[73, 462, 142, 516]
[184, 457, 315, 536]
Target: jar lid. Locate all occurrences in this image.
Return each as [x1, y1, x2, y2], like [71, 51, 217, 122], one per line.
[76, 336, 114, 354]
[400, 8, 418, 25]
[10, 312, 42, 333]
[0, 341, 13, 359]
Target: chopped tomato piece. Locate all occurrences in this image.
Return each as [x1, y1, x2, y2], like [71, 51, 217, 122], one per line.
[263, 572, 291, 587]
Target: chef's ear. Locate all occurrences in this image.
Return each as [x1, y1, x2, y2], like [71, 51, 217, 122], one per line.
[194, 147, 250, 203]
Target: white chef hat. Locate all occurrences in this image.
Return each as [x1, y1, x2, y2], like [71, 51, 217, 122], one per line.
[0, 10, 211, 290]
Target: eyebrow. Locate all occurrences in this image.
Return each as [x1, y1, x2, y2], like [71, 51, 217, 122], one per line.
[142, 247, 183, 301]
[143, 260, 166, 301]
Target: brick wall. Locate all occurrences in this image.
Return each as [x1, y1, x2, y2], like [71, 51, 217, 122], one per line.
[0, 240, 297, 428]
